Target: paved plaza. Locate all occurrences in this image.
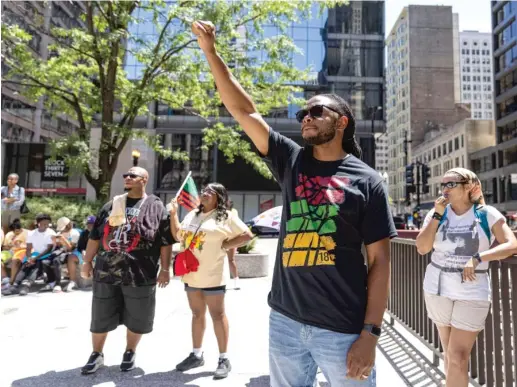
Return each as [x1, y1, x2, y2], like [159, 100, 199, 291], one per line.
[1, 239, 408, 387]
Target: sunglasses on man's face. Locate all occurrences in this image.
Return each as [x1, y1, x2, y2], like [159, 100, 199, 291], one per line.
[295, 105, 342, 123]
[441, 181, 467, 189]
[122, 173, 144, 179]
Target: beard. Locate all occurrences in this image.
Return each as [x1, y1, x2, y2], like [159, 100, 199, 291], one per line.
[302, 121, 338, 146]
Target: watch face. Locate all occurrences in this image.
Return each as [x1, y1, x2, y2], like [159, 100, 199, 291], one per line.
[371, 326, 382, 336]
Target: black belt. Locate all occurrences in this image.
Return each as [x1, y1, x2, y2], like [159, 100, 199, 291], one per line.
[431, 261, 488, 296]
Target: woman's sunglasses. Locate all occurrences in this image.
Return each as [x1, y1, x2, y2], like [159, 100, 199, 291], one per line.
[122, 173, 144, 179]
[440, 181, 467, 189]
[295, 105, 342, 123]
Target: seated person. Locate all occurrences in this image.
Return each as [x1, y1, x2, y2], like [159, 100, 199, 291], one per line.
[39, 217, 81, 293]
[5, 213, 55, 296]
[77, 215, 95, 255]
[1, 219, 28, 292]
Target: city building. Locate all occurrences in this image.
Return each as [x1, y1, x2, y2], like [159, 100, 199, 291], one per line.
[386, 5, 470, 214]
[459, 31, 495, 119]
[1, 1, 87, 195]
[107, 1, 386, 220]
[375, 133, 389, 174]
[411, 119, 496, 209]
[467, 1, 517, 212]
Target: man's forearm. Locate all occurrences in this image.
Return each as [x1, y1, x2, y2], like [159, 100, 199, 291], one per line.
[364, 258, 390, 327]
[205, 51, 256, 115]
[35, 246, 53, 260]
[160, 245, 172, 271]
[83, 240, 100, 263]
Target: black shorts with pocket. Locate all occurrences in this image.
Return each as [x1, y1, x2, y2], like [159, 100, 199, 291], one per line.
[90, 281, 156, 334]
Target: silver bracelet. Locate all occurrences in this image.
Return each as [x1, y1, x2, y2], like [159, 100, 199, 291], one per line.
[161, 268, 169, 273]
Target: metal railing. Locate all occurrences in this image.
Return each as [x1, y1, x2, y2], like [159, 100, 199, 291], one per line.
[387, 236, 517, 386]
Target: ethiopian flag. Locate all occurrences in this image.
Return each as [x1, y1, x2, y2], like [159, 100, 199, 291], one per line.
[177, 175, 200, 211]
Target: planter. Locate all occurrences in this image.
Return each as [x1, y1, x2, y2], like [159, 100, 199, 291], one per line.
[235, 252, 269, 278]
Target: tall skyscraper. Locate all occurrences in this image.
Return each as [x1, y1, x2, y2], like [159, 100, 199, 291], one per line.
[468, 1, 517, 212]
[386, 5, 470, 213]
[459, 31, 494, 119]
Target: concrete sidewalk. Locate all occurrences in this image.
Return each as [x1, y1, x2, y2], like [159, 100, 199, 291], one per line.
[1, 239, 407, 387]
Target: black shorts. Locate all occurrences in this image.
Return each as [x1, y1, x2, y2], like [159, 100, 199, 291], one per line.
[90, 281, 156, 334]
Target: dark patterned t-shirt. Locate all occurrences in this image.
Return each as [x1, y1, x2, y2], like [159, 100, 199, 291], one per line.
[90, 196, 174, 287]
[264, 129, 397, 334]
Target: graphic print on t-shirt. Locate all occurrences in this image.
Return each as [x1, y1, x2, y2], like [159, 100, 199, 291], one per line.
[440, 219, 480, 267]
[181, 230, 206, 251]
[282, 174, 350, 267]
[102, 207, 141, 255]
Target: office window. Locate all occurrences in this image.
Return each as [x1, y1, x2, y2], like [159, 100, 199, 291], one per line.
[461, 135, 464, 148]
[454, 137, 459, 150]
[448, 140, 452, 153]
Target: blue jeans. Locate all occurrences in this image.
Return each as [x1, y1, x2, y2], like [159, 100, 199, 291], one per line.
[269, 309, 376, 387]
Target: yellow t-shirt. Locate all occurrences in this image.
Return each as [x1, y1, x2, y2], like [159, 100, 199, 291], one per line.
[180, 209, 249, 288]
[3, 229, 28, 249]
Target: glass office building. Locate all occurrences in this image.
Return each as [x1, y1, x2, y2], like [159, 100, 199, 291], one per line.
[125, 2, 385, 204]
[469, 1, 517, 212]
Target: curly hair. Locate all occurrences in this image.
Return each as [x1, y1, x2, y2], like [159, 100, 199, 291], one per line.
[196, 183, 229, 223]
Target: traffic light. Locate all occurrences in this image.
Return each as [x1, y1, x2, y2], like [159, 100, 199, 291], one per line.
[422, 164, 431, 185]
[405, 164, 414, 185]
[422, 164, 431, 194]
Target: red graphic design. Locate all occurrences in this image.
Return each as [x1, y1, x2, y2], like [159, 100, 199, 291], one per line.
[102, 218, 140, 253]
[295, 174, 350, 205]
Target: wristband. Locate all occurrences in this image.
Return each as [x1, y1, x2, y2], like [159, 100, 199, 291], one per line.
[161, 268, 170, 273]
[473, 252, 482, 264]
[432, 212, 443, 221]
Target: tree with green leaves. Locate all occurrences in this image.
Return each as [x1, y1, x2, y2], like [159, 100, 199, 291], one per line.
[2, 0, 343, 201]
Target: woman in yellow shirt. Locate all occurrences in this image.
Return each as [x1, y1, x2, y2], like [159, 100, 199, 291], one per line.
[1, 219, 28, 292]
[169, 183, 252, 380]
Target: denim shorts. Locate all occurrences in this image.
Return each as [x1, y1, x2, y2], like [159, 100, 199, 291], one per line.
[184, 283, 226, 295]
[269, 309, 376, 387]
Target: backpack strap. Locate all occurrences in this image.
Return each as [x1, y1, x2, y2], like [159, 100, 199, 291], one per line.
[474, 204, 491, 241]
[438, 206, 448, 229]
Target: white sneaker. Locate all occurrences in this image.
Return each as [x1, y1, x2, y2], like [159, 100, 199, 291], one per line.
[65, 281, 77, 292]
[52, 285, 62, 293]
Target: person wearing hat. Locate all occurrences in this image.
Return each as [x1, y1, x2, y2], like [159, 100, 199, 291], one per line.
[39, 216, 81, 293]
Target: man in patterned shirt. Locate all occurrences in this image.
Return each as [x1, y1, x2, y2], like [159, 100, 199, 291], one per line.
[80, 167, 174, 375]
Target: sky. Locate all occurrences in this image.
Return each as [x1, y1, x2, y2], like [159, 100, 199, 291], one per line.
[385, 0, 493, 36]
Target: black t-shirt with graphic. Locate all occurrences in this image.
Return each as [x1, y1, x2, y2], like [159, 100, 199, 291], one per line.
[264, 129, 397, 334]
[90, 196, 174, 287]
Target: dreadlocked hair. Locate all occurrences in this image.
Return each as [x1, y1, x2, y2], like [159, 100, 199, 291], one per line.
[318, 93, 362, 159]
[196, 182, 229, 223]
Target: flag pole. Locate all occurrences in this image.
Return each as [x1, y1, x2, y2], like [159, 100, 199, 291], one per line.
[175, 171, 192, 200]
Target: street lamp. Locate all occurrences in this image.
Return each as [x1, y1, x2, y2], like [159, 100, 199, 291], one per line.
[132, 149, 141, 166]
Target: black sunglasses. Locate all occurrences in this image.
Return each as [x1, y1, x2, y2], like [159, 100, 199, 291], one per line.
[295, 105, 342, 123]
[122, 173, 144, 179]
[441, 181, 467, 189]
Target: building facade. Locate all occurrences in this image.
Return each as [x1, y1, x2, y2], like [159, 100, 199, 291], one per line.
[386, 5, 471, 214]
[468, 1, 517, 212]
[459, 31, 495, 119]
[1, 1, 88, 196]
[374, 133, 389, 174]
[411, 119, 496, 209]
[112, 1, 386, 220]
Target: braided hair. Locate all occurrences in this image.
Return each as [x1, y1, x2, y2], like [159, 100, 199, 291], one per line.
[196, 183, 229, 223]
[318, 93, 362, 159]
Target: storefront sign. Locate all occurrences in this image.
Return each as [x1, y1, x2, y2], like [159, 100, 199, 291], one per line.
[42, 157, 68, 181]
